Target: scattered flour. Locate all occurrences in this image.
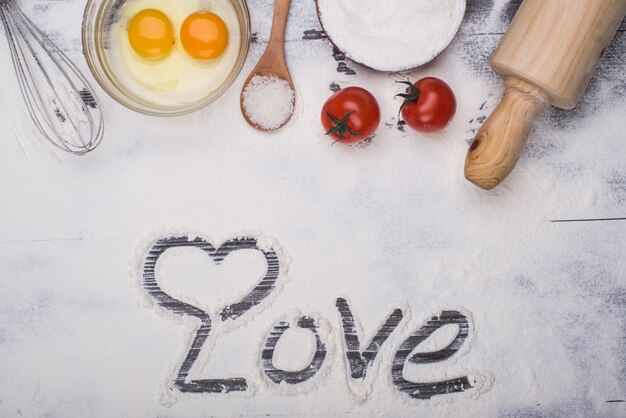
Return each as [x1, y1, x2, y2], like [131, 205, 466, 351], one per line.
[0, 0, 625, 417]
[317, 0, 467, 71]
[242, 75, 295, 130]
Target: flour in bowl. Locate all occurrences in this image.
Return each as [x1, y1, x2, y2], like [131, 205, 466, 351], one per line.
[316, 0, 466, 72]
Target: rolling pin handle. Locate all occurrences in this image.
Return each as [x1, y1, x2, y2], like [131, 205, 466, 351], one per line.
[464, 76, 550, 190]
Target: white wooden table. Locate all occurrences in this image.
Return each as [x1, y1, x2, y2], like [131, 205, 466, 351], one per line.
[0, 1, 625, 417]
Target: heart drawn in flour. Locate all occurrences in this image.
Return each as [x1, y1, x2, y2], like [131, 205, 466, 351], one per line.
[156, 243, 269, 316]
[143, 235, 280, 322]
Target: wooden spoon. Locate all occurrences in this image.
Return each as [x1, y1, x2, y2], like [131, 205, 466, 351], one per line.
[240, 0, 294, 131]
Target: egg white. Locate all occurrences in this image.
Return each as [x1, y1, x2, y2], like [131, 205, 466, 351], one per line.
[108, 0, 241, 107]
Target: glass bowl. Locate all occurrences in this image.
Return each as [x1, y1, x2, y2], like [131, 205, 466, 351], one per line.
[82, 0, 251, 116]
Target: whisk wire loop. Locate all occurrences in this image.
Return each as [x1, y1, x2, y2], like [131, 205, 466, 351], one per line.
[0, 0, 104, 155]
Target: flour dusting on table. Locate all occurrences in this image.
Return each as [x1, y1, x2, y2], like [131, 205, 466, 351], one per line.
[0, 0, 625, 417]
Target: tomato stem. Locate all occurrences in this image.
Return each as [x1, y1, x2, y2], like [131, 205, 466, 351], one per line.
[325, 111, 361, 143]
[394, 80, 420, 121]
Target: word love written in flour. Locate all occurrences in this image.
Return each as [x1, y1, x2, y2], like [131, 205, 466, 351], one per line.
[141, 235, 488, 401]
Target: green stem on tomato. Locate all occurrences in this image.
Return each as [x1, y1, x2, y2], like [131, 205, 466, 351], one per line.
[394, 80, 420, 121]
[325, 111, 361, 142]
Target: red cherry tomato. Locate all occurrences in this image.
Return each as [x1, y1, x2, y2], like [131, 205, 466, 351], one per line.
[321, 87, 381, 144]
[396, 77, 456, 133]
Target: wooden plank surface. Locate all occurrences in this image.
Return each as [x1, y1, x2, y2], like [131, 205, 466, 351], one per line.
[0, 1, 624, 417]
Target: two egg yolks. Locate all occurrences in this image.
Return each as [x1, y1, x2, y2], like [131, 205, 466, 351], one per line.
[128, 9, 229, 61]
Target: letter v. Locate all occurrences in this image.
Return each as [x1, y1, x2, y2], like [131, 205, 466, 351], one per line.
[336, 298, 404, 380]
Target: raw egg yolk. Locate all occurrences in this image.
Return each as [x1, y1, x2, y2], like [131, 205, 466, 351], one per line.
[180, 11, 229, 61]
[128, 9, 174, 60]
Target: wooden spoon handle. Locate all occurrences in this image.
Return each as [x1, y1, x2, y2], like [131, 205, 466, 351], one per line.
[268, 0, 291, 48]
[464, 76, 550, 190]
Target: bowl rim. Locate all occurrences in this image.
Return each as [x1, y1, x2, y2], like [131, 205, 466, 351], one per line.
[81, 0, 251, 117]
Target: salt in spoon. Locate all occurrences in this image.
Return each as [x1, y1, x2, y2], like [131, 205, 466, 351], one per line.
[240, 0, 294, 131]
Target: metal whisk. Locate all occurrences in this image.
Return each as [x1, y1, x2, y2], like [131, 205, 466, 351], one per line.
[0, 0, 103, 155]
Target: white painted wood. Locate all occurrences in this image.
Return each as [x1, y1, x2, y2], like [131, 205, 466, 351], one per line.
[0, 1, 624, 417]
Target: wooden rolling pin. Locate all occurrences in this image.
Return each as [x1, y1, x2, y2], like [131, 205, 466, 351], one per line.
[465, 0, 626, 190]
